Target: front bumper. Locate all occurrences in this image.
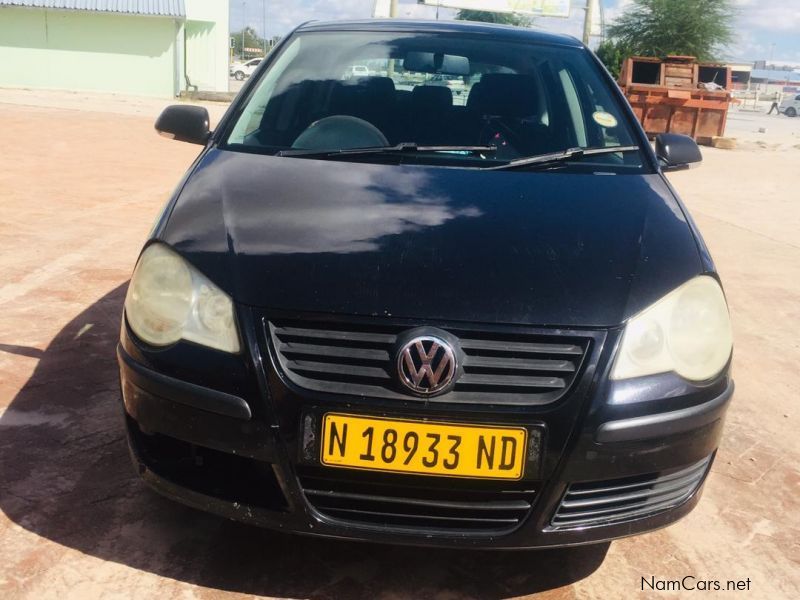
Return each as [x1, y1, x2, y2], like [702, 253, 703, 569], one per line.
[118, 313, 733, 549]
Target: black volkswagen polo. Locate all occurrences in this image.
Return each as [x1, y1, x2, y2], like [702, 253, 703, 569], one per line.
[118, 19, 734, 548]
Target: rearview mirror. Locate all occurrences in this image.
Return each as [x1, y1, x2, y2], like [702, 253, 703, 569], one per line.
[655, 133, 702, 172]
[403, 51, 470, 76]
[155, 105, 210, 145]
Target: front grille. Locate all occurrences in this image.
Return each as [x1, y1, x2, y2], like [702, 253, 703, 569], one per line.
[550, 456, 712, 529]
[267, 319, 591, 405]
[299, 467, 536, 534]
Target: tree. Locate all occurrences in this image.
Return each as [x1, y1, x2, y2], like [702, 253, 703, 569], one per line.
[608, 0, 734, 61]
[595, 39, 632, 80]
[455, 9, 532, 28]
[231, 26, 266, 58]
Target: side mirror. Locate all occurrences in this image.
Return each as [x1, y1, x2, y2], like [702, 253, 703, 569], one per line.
[655, 133, 702, 172]
[155, 105, 210, 145]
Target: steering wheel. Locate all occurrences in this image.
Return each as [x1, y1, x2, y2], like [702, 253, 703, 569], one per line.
[292, 115, 389, 150]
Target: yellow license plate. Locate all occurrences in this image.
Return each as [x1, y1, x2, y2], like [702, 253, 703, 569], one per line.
[320, 413, 527, 480]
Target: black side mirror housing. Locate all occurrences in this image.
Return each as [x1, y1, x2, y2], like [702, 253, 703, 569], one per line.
[655, 133, 703, 172]
[155, 105, 211, 145]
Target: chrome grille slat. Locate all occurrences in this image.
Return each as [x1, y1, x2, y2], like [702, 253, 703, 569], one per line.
[272, 325, 397, 345]
[553, 487, 697, 522]
[559, 469, 711, 508]
[304, 488, 532, 511]
[301, 469, 537, 495]
[565, 461, 710, 497]
[268, 319, 591, 405]
[285, 359, 390, 380]
[550, 456, 712, 529]
[463, 355, 576, 372]
[322, 507, 520, 525]
[460, 339, 583, 355]
[281, 342, 390, 362]
[459, 373, 566, 389]
[552, 496, 697, 527]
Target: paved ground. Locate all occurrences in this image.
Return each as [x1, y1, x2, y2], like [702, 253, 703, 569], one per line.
[0, 89, 799, 599]
[725, 103, 800, 150]
[230, 76, 246, 94]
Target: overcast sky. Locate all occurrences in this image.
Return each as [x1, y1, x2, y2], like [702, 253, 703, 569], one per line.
[229, 0, 800, 65]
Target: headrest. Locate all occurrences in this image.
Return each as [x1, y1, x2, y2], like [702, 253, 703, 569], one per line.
[466, 81, 484, 111]
[331, 76, 396, 113]
[350, 76, 396, 99]
[467, 74, 539, 118]
[411, 85, 453, 112]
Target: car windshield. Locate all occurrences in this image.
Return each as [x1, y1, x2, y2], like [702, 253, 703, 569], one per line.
[224, 30, 647, 172]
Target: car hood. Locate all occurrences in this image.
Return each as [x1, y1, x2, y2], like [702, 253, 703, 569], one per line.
[159, 148, 703, 327]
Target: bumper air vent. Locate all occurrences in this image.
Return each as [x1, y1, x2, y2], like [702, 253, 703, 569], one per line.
[551, 456, 712, 529]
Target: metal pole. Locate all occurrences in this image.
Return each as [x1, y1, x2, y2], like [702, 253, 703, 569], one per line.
[242, 1, 247, 58]
[263, 0, 267, 55]
[388, 0, 398, 77]
[583, 0, 594, 46]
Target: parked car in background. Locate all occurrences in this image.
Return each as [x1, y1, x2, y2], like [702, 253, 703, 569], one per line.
[779, 93, 800, 117]
[428, 73, 468, 96]
[344, 64, 370, 79]
[230, 58, 262, 81]
[124, 19, 733, 551]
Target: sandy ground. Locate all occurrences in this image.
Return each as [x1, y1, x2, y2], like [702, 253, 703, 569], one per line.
[0, 88, 799, 600]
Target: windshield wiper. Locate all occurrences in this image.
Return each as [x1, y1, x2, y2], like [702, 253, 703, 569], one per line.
[277, 142, 497, 159]
[486, 145, 641, 171]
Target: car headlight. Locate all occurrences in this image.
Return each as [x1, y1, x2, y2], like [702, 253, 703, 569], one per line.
[124, 243, 240, 353]
[611, 275, 732, 382]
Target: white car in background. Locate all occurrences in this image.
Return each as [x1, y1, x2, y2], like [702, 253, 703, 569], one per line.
[344, 65, 370, 79]
[230, 58, 262, 81]
[779, 93, 800, 117]
[428, 74, 468, 96]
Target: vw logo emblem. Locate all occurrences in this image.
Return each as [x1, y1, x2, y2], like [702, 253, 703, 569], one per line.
[396, 334, 457, 395]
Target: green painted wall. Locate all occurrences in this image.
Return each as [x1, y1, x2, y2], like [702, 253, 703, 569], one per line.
[0, 7, 178, 97]
[185, 0, 229, 93]
[185, 20, 217, 91]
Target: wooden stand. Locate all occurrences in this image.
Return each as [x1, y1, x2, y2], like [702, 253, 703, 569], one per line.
[619, 56, 732, 145]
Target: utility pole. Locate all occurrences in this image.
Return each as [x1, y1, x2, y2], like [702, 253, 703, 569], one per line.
[242, 1, 247, 59]
[582, 0, 594, 46]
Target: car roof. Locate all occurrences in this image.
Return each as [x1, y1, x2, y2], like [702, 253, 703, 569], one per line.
[295, 18, 583, 48]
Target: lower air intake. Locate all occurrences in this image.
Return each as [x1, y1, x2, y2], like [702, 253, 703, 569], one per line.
[551, 456, 712, 529]
[300, 468, 536, 535]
